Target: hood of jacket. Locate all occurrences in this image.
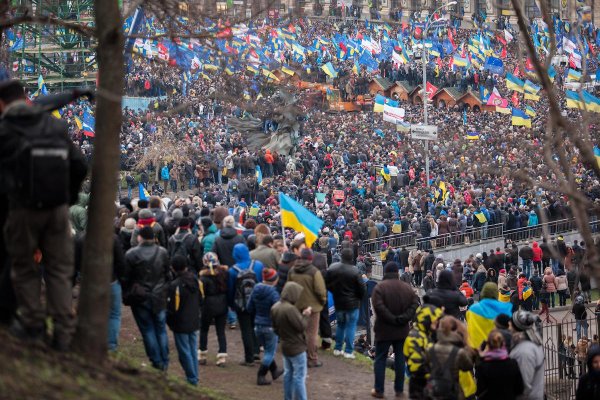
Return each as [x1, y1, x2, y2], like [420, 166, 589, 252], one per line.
[533, 241, 539, 248]
[177, 270, 200, 292]
[437, 329, 465, 346]
[205, 223, 218, 235]
[281, 281, 303, 304]
[76, 193, 89, 207]
[220, 226, 239, 240]
[437, 270, 456, 289]
[233, 243, 251, 266]
[414, 305, 444, 334]
[293, 258, 314, 274]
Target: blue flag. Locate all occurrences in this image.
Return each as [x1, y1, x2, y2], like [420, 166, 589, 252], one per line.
[484, 56, 504, 75]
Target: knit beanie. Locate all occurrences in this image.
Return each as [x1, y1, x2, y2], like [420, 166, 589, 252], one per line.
[480, 282, 499, 300]
[262, 268, 278, 282]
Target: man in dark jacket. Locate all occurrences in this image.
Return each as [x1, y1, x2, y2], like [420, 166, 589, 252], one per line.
[576, 344, 600, 399]
[276, 252, 297, 293]
[530, 269, 543, 310]
[370, 261, 419, 398]
[423, 270, 468, 319]
[167, 217, 203, 272]
[519, 242, 534, 277]
[212, 215, 245, 267]
[397, 247, 410, 269]
[423, 250, 436, 272]
[325, 248, 366, 359]
[123, 226, 171, 371]
[166, 256, 200, 385]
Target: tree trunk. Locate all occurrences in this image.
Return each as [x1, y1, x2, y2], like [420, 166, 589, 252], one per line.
[73, 0, 124, 361]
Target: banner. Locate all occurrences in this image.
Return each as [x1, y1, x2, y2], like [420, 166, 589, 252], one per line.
[383, 104, 406, 124]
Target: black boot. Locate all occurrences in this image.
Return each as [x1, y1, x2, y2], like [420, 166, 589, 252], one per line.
[269, 361, 284, 381]
[257, 365, 271, 386]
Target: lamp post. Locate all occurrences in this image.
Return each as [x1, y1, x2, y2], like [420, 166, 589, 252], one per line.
[421, 2, 456, 188]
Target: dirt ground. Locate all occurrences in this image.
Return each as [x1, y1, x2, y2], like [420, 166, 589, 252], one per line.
[119, 307, 403, 400]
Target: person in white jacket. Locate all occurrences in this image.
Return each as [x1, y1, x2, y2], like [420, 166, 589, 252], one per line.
[509, 310, 544, 400]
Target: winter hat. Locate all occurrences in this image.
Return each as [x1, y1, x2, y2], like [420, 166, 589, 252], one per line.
[495, 313, 511, 330]
[300, 248, 314, 261]
[138, 226, 154, 241]
[511, 310, 542, 345]
[178, 217, 191, 229]
[202, 252, 220, 268]
[480, 282, 499, 300]
[476, 253, 483, 259]
[281, 252, 297, 264]
[172, 208, 183, 220]
[139, 209, 154, 220]
[262, 268, 278, 282]
[384, 261, 399, 274]
[124, 218, 136, 230]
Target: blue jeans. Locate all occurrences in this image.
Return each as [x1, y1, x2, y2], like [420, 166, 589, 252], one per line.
[374, 339, 406, 395]
[108, 281, 122, 351]
[174, 331, 199, 385]
[552, 259, 559, 274]
[131, 305, 169, 370]
[576, 319, 589, 341]
[127, 185, 133, 199]
[283, 352, 307, 400]
[255, 325, 278, 367]
[227, 308, 238, 325]
[335, 308, 359, 354]
[522, 259, 532, 277]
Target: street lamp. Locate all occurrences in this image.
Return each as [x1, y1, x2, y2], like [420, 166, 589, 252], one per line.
[421, 1, 457, 188]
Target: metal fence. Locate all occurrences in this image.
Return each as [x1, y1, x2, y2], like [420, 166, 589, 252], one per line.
[359, 217, 591, 255]
[542, 308, 599, 400]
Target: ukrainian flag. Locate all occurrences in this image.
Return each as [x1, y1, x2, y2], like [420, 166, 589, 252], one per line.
[523, 80, 540, 94]
[255, 165, 263, 186]
[594, 146, 600, 167]
[512, 107, 531, 128]
[380, 166, 391, 182]
[373, 94, 385, 113]
[138, 183, 150, 201]
[566, 90, 583, 109]
[466, 132, 480, 140]
[524, 92, 540, 101]
[567, 69, 582, 81]
[281, 65, 295, 76]
[582, 91, 600, 113]
[52, 109, 62, 119]
[321, 62, 338, 78]
[453, 55, 469, 67]
[262, 69, 280, 81]
[506, 73, 524, 93]
[247, 65, 259, 74]
[279, 193, 324, 247]
[74, 116, 83, 130]
[525, 105, 536, 117]
[466, 299, 513, 349]
[496, 106, 511, 114]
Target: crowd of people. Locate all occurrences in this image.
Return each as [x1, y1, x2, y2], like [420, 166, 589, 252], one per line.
[3, 10, 600, 400]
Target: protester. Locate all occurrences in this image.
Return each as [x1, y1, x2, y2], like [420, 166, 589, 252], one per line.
[325, 248, 366, 359]
[287, 248, 327, 368]
[247, 267, 282, 385]
[370, 261, 418, 398]
[198, 252, 229, 367]
[271, 282, 311, 400]
[122, 226, 171, 371]
[466, 282, 513, 350]
[424, 270, 468, 319]
[510, 310, 545, 400]
[166, 256, 200, 385]
[475, 330, 524, 399]
[576, 344, 600, 399]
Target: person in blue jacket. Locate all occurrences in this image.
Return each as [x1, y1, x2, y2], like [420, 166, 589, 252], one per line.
[229, 243, 264, 365]
[247, 268, 282, 385]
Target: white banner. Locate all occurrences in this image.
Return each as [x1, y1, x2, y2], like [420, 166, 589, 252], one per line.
[383, 105, 406, 124]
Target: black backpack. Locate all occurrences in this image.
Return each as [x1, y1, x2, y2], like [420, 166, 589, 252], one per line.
[233, 261, 256, 312]
[9, 114, 74, 209]
[424, 346, 460, 400]
[170, 233, 193, 266]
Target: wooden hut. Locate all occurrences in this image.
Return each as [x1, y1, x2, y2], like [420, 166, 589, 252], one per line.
[368, 76, 394, 97]
[389, 81, 415, 101]
[431, 87, 465, 108]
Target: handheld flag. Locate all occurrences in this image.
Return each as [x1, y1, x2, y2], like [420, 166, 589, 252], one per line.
[466, 132, 480, 140]
[82, 109, 95, 137]
[511, 107, 531, 128]
[505, 72, 524, 93]
[279, 193, 324, 247]
[138, 183, 150, 201]
[321, 62, 338, 78]
[255, 165, 263, 185]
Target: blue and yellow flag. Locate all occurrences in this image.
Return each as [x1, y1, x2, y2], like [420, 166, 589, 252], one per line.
[138, 183, 150, 201]
[594, 146, 600, 167]
[466, 132, 480, 140]
[567, 69, 582, 82]
[466, 299, 513, 350]
[380, 165, 391, 182]
[525, 105, 536, 117]
[566, 90, 582, 109]
[321, 62, 338, 78]
[255, 165, 263, 186]
[512, 107, 531, 128]
[373, 94, 385, 113]
[279, 193, 324, 247]
[505, 72, 524, 93]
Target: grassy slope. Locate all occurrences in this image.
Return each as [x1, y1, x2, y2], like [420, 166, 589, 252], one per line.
[0, 329, 228, 400]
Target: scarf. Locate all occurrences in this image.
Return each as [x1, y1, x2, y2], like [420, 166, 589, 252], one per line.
[483, 348, 509, 360]
[138, 217, 155, 227]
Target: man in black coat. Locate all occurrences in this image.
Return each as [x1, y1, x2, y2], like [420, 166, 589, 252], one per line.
[325, 248, 366, 358]
[423, 270, 468, 319]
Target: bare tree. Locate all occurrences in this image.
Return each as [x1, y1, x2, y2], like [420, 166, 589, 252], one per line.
[72, 0, 124, 361]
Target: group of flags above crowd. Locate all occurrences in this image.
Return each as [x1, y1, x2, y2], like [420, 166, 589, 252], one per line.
[6, 9, 600, 138]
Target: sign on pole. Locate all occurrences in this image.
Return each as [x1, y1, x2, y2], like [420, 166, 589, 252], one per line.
[410, 124, 438, 141]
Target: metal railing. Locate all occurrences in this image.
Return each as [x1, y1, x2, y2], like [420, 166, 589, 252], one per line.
[542, 307, 598, 400]
[355, 216, 594, 256]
